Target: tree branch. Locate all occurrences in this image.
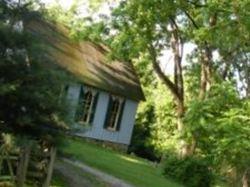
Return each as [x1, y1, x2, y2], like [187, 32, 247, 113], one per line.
[169, 18, 184, 99]
[183, 10, 199, 29]
[186, 0, 206, 8]
[148, 44, 183, 104]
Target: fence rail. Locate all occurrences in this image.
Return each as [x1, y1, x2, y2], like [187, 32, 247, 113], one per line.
[0, 141, 56, 187]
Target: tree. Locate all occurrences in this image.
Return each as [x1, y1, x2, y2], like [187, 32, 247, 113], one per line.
[51, 0, 250, 185]
[184, 82, 250, 186]
[0, 1, 73, 185]
[106, 0, 189, 156]
[0, 0, 72, 139]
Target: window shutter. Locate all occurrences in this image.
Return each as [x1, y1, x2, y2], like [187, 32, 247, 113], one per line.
[104, 96, 113, 128]
[64, 85, 69, 96]
[74, 86, 84, 122]
[89, 93, 99, 124]
[116, 100, 125, 131]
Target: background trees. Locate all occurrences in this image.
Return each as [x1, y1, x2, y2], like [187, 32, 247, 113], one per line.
[1, 0, 249, 186]
[71, 0, 250, 186]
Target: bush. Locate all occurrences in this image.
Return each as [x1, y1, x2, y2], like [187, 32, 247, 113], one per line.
[163, 155, 212, 187]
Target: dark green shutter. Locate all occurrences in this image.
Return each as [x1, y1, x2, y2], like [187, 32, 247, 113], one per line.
[64, 85, 69, 96]
[104, 96, 113, 128]
[116, 100, 125, 131]
[74, 86, 84, 122]
[89, 93, 99, 124]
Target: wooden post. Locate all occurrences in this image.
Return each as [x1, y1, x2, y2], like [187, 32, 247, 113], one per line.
[0, 155, 3, 176]
[242, 168, 249, 187]
[43, 147, 56, 187]
[16, 145, 31, 187]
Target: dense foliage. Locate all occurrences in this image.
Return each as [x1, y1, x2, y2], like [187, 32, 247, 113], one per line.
[71, 0, 250, 186]
[0, 0, 71, 143]
[1, 0, 249, 186]
[163, 155, 212, 187]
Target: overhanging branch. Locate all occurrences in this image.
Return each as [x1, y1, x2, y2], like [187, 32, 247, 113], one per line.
[148, 44, 183, 104]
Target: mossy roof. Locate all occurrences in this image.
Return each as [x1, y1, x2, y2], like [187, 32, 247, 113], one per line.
[24, 17, 145, 101]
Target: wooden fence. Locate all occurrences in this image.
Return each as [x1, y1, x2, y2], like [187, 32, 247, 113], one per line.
[0, 138, 56, 187]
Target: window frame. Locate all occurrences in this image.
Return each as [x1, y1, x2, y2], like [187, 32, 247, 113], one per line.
[75, 86, 98, 125]
[105, 95, 125, 132]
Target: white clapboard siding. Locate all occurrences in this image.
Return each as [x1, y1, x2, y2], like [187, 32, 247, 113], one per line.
[68, 84, 138, 145]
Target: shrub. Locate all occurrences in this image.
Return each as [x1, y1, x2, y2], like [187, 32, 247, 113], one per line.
[163, 155, 212, 187]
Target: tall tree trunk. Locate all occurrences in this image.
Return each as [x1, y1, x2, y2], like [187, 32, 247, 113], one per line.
[149, 18, 194, 157]
[149, 45, 187, 156]
[171, 21, 198, 157]
[220, 50, 235, 81]
[199, 46, 213, 99]
[199, 13, 217, 99]
[176, 102, 187, 157]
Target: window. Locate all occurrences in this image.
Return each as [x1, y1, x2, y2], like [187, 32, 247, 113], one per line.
[75, 86, 98, 125]
[104, 96, 125, 131]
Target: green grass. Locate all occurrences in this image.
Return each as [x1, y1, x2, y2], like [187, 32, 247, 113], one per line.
[58, 138, 182, 187]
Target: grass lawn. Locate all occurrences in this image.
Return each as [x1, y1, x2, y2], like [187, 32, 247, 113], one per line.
[58, 137, 182, 187]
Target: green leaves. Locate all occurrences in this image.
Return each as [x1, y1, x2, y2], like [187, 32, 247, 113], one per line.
[184, 82, 250, 171]
[0, 1, 72, 141]
[49, 0, 250, 183]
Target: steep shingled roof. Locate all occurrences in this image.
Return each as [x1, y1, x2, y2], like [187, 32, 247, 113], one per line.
[24, 17, 145, 101]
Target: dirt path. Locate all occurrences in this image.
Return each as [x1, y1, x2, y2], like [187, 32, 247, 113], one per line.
[54, 159, 109, 187]
[54, 158, 134, 187]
